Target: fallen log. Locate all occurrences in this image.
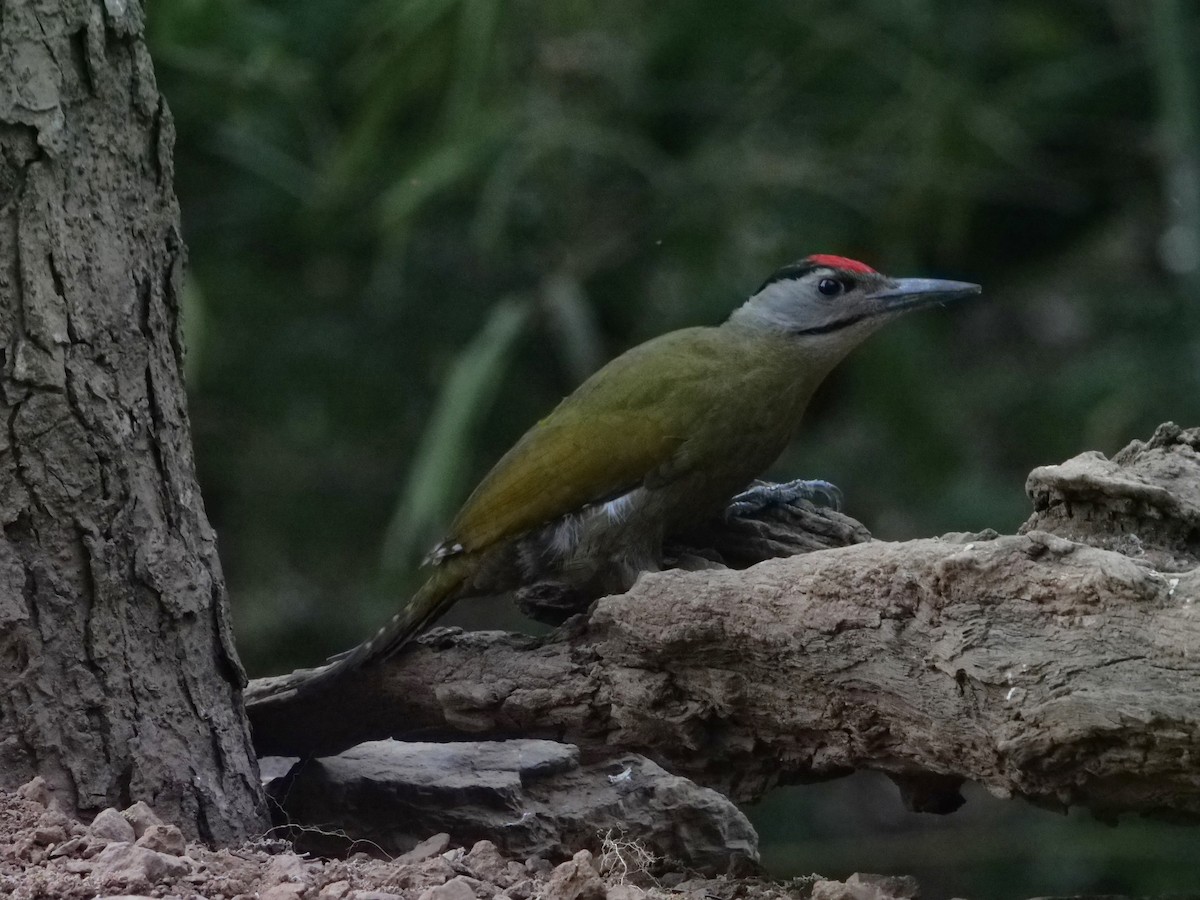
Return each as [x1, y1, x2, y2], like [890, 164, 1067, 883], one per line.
[247, 423, 1200, 820]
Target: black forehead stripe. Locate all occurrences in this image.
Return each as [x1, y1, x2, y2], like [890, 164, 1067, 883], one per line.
[755, 262, 819, 294]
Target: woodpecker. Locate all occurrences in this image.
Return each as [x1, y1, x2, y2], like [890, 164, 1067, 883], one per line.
[308, 255, 980, 690]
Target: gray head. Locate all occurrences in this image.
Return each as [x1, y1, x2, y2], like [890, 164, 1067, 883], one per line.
[729, 254, 981, 347]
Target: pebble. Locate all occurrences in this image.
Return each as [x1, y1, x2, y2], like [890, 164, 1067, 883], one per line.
[120, 801, 164, 838]
[418, 876, 479, 900]
[542, 851, 606, 900]
[90, 808, 136, 843]
[135, 823, 186, 856]
[395, 832, 451, 865]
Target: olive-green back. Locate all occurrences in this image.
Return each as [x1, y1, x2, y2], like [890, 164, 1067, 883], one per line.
[447, 326, 750, 553]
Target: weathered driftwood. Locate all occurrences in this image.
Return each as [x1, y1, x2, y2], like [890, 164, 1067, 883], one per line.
[247, 424, 1200, 820]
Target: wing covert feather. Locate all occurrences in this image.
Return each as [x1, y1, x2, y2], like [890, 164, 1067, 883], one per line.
[448, 412, 682, 553]
[445, 327, 731, 553]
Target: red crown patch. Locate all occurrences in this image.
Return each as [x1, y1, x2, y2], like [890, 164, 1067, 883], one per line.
[804, 254, 876, 274]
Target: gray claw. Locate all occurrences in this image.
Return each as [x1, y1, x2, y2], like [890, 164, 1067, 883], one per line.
[726, 478, 844, 518]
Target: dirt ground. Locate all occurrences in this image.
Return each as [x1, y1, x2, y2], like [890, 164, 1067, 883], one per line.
[0, 779, 916, 900]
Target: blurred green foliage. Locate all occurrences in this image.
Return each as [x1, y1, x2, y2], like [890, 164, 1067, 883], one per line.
[752, 776, 1200, 899]
[148, 0, 1200, 894]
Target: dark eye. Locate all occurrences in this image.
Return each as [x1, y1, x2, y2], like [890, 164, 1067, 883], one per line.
[817, 278, 842, 296]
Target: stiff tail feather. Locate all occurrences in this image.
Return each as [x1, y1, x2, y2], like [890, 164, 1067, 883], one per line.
[294, 559, 470, 695]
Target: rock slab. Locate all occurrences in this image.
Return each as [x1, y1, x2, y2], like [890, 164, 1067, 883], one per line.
[264, 739, 757, 872]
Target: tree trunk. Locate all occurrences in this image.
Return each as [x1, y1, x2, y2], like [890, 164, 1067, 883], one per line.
[0, 0, 266, 841]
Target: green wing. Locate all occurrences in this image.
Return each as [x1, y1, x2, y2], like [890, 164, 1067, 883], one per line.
[447, 412, 683, 553]
[444, 326, 724, 554]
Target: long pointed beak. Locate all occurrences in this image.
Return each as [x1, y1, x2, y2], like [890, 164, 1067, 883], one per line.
[867, 277, 982, 312]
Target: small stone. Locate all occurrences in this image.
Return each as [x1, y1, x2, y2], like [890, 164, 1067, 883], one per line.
[418, 856, 460, 883]
[811, 880, 853, 900]
[91, 841, 191, 884]
[500, 880, 535, 900]
[318, 880, 353, 900]
[121, 801, 164, 838]
[91, 808, 137, 843]
[524, 856, 552, 876]
[542, 851, 606, 900]
[396, 832, 451, 865]
[261, 885, 309, 900]
[812, 876, 921, 900]
[9, 836, 35, 860]
[386, 856, 454, 892]
[418, 876, 479, 900]
[265, 853, 309, 885]
[32, 823, 68, 846]
[846, 873, 921, 899]
[17, 776, 51, 806]
[93, 896, 160, 900]
[464, 840, 515, 886]
[606, 886, 646, 900]
[252, 837, 296, 855]
[39, 807, 74, 828]
[353, 892, 404, 900]
[135, 823, 186, 856]
[464, 875, 495, 898]
[49, 836, 89, 858]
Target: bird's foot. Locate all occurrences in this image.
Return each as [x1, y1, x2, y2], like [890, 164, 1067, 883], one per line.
[726, 478, 844, 518]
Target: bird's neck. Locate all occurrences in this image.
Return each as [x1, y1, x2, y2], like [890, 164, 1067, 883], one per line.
[720, 314, 867, 393]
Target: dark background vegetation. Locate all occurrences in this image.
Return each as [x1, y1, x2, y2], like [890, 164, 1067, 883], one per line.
[148, 1, 1200, 896]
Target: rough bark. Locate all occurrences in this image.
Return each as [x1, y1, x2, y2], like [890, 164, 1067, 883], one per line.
[0, 0, 266, 840]
[248, 424, 1200, 822]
